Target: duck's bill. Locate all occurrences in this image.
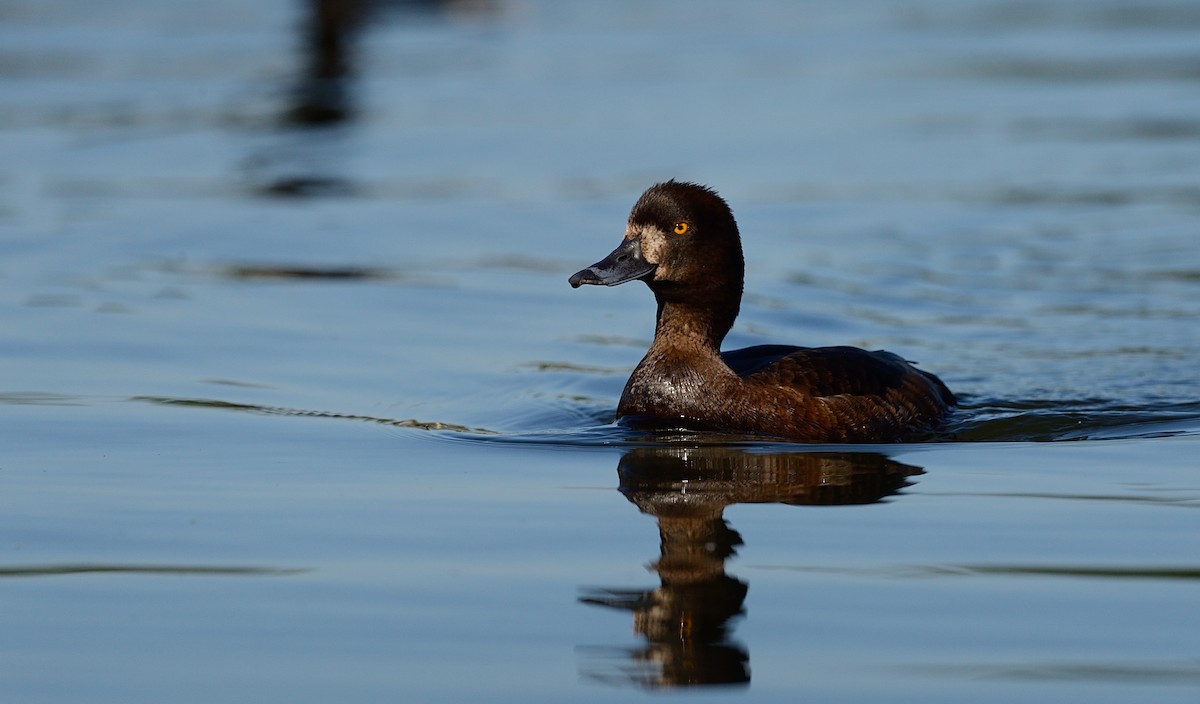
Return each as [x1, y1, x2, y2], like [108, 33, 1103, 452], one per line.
[568, 237, 656, 288]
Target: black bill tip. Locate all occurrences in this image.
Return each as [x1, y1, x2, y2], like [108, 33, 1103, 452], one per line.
[569, 268, 600, 288]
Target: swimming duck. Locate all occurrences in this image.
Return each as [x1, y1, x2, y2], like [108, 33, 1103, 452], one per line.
[569, 180, 955, 442]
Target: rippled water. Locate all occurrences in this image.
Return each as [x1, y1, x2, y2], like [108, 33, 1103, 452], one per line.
[2, 0, 1200, 702]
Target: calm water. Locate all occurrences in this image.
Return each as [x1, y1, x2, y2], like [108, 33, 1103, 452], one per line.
[2, 0, 1199, 701]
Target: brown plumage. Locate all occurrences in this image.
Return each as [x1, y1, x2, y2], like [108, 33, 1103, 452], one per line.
[569, 180, 955, 443]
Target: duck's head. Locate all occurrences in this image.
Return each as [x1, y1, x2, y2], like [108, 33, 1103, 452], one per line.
[569, 181, 744, 307]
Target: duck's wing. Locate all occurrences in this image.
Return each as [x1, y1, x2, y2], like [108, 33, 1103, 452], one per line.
[722, 344, 955, 405]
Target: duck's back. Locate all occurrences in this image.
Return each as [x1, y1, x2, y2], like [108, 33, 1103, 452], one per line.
[722, 345, 951, 401]
[717, 344, 955, 441]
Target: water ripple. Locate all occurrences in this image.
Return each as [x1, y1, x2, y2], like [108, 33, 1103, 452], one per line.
[120, 391, 1200, 448]
[756, 563, 1200, 582]
[947, 398, 1200, 442]
[131, 395, 497, 435]
[0, 563, 305, 579]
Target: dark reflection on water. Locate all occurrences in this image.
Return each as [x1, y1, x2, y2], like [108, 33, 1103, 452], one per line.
[253, 0, 498, 197]
[953, 56, 1200, 83]
[286, 0, 497, 127]
[222, 263, 395, 280]
[579, 446, 922, 689]
[286, 0, 370, 127]
[0, 564, 304, 578]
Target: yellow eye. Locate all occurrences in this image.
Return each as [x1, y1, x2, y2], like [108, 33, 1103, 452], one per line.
[673, 222, 689, 235]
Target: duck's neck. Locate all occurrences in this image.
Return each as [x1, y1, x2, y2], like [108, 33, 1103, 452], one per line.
[650, 296, 739, 354]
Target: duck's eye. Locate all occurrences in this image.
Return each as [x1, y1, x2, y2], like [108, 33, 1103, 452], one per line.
[673, 222, 689, 235]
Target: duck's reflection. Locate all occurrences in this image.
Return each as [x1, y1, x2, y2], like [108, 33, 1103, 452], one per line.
[580, 446, 923, 689]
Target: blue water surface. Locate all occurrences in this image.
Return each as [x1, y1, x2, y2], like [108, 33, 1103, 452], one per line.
[2, 1, 1199, 702]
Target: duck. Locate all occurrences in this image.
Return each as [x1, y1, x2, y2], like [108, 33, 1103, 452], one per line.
[568, 180, 955, 443]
